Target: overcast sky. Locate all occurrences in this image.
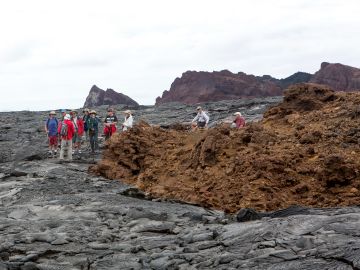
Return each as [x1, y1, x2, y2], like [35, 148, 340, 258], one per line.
[0, 0, 359, 111]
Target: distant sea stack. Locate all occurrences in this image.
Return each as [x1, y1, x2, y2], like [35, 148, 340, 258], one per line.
[84, 85, 139, 108]
[155, 70, 311, 105]
[155, 62, 360, 105]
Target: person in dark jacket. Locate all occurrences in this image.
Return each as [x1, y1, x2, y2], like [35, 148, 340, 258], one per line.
[88, 110, 100, 153]
[104, 108, 117, 140]
[82, 108, 90, 146]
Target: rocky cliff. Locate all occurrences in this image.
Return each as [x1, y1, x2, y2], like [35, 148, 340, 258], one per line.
[155, 70, 291, 105]
[156, 62, 360, 105]
[83, 85, 139, 108]
[310, 62, 360, 90]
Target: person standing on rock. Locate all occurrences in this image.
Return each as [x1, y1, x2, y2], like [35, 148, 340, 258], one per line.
[58, 109, 67, 149]
[58, 114, 75, 161]
[70, 110, 84, 154]
[104, 108, 118, 140]
[60, 109, 67, 120]
[45, 111, 59, 157]
[192, 106, 209, 129]
[82, 108, 90, 147]
[233, 112, 246, 128]
[88, 110, 100, 153]
[122, 110, 133, 131]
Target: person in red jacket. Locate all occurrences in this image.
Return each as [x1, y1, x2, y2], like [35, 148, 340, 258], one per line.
[233, 112, 246, 128]
[70, 110, 85, 154]
[58, 114, 75, 161]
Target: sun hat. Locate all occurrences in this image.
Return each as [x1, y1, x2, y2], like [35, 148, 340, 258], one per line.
[83, 108, 89, 112]
[124, 110, 132, 114]
[60, 109, 66, 113]
[234, 112, 242, 116]
[49, 111, 56, 115]
[64, 114, 71, 120]
[196, 106, 202, 110]
[70, 109, 77, 114]
[90, 110, 97, 114]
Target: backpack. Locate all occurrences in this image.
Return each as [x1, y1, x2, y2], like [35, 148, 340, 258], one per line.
[83, 115, 89, 131]
[72, 117, 79, 132]
[60, 121, 68, 137]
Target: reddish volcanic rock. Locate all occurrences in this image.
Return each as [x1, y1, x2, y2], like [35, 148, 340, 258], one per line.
[84, 85, 139, 108]
[310, 62, 360, 91]
[155, 62, 360, 105]
[156, 70, 284, 105]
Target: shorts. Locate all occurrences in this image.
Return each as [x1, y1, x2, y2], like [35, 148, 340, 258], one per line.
[48, 136, 58, 146]
[197, 121, 206, 128]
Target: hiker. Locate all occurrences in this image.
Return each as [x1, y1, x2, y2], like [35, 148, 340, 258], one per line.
[70, 110, 84, 154]
[122, 110, 133, 131]
[104, 108, 117, 140]
[58, 109, 67, 148]
[233, 112, 246, 128]
[87, 110, 100, 153]
[60, 109, 67, 120]
[58, 114, 75, 161]
[44, 111, 59, 157]
[82, 108, 90, 145]
[192, 106, 209, 129]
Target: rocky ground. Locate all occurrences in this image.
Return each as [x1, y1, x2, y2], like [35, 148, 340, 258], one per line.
[1, 94, 360, 269]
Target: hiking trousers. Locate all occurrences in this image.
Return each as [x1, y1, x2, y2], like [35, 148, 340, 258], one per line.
[89, 134, 98, 152]
[60, 139, 73, 160]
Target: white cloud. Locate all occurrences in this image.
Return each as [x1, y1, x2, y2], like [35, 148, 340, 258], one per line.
[0, 0, 360, 110]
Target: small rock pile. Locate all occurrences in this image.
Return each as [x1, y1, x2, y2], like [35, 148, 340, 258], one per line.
[92, 83, 360, 212]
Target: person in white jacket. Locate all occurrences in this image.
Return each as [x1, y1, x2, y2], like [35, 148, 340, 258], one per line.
[122, 110, 133, 131]
[192, 106, 209, 128]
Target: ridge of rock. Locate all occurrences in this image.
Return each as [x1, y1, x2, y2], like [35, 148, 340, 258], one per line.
[155, 70, 312, 105]
[84, 85, 139, 108]
[156, 62, 360, 105]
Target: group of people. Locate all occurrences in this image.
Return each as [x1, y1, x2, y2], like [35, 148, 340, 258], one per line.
[45, 105, 244, 161]
[191, 106, 246, 130]
[45, 108, 133, 161]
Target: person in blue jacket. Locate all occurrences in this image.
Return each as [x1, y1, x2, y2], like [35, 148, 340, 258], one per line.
[44, 111, 59, 157]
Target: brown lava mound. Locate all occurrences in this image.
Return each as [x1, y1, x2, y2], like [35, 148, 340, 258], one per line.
[91, 83, 360, 213]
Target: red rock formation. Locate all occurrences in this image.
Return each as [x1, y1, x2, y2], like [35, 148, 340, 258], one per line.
[310, 62, 360, 91]
[155, 62, 360, 105]
[84, 85, 139, 108]
[156, 70, 284, 105]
